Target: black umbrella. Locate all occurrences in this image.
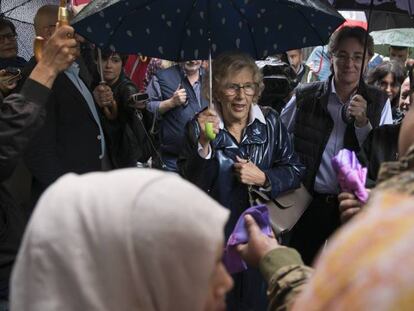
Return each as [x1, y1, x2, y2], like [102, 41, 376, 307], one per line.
[72, 0, 345, 140]
[0, 0, 59, 60]
[328, 0, 414, 30]
[368, 11, 414, 30]
[328, 0, 414, 14]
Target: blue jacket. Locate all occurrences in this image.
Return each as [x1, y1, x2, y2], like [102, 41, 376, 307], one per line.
[178, 105, 305, 310]
[149, 65, 208, 170]
[178, 106, 305, 237]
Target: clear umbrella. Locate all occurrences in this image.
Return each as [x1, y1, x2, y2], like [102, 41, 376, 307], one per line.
[371, 28, 414, 47]
[0, 0, 60, 60]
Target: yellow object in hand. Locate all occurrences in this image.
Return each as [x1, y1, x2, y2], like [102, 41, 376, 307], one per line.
[205, 122, 216, 140]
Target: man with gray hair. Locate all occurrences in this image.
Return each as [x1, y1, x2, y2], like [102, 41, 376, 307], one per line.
[146, 60, 207, 171]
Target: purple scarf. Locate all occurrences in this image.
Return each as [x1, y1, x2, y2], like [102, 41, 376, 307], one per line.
[223, 204, 273, 274]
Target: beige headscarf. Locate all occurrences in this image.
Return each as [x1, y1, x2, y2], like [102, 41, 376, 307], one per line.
[11, 169, 229, 311]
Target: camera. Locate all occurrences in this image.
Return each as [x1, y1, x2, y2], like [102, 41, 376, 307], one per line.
[256, 57, 298, 113]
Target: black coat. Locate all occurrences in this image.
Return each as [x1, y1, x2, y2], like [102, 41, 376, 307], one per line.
[0, 79, 51, 298]
[23, 58, 105, 203]
[358, 123, 401, 187]
[103, 74, 153, 167]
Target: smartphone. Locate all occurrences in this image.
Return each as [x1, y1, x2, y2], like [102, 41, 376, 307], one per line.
[0, 67, 21, 85]
[130, 92, 149, 102]
[5, 67, 21, 76]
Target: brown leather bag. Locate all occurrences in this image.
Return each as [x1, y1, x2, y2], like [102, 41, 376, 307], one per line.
[251, 184, 312, 236]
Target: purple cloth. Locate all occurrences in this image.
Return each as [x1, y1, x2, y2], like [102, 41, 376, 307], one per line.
[223, 204, 273, 274]
[331, 149, 369, 203]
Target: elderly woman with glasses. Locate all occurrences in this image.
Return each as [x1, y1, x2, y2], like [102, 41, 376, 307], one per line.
[178, 51, 305, 310]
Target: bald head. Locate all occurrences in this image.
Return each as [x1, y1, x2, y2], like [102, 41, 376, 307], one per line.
[34, 5, 59, 39]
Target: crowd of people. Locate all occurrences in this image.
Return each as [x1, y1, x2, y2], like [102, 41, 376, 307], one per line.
[0, 4, 414, 311]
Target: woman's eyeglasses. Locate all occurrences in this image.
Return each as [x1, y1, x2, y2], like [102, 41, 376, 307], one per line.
[224, 83, 258, 96]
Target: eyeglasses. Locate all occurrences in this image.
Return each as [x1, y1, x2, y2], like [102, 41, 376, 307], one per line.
[0, 33, 17, 43]
[333, 53, 364, 64]
[224, 83, 258, 96]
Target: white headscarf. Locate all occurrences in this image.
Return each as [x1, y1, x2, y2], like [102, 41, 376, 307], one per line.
[11, 169, 229, 311]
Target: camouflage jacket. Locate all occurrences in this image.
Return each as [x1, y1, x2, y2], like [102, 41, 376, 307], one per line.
[259, 248, 312, 311]
[375, 144, 414, 194]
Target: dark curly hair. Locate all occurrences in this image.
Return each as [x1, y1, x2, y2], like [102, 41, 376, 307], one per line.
[366, 60, 405, 87]
[94, 49, 128, 67]
[0, 18, 16, 34]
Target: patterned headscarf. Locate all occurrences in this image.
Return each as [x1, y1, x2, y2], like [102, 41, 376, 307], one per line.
[293, 190, 414, 311]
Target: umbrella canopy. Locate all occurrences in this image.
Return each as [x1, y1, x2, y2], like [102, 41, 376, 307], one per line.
[1, 0, 60, 60]
[370, 28, 414, 47]
[328, 0, 414, 15]
[339, 10, 368, 29]
[71, 0, 345, 61]
[328, 0, 414, 30]
[368, 11, 414, 30]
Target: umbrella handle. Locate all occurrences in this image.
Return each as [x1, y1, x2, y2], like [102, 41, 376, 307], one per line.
[205, 122, 216, 140]
[98, 81, 119, 120]
[34, 5, 70, 62]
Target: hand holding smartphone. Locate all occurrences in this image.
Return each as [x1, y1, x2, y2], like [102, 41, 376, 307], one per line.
[0, 67, 21, 94]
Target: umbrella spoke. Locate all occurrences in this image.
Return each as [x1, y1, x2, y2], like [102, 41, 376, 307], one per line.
[2, 0, 33, 15]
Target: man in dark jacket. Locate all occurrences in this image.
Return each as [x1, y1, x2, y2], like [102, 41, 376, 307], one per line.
[22, 6, 112, 205]
[0, 25, 78, 308]
[281, 26, 393, 265]
[146, 60, 207, 171]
